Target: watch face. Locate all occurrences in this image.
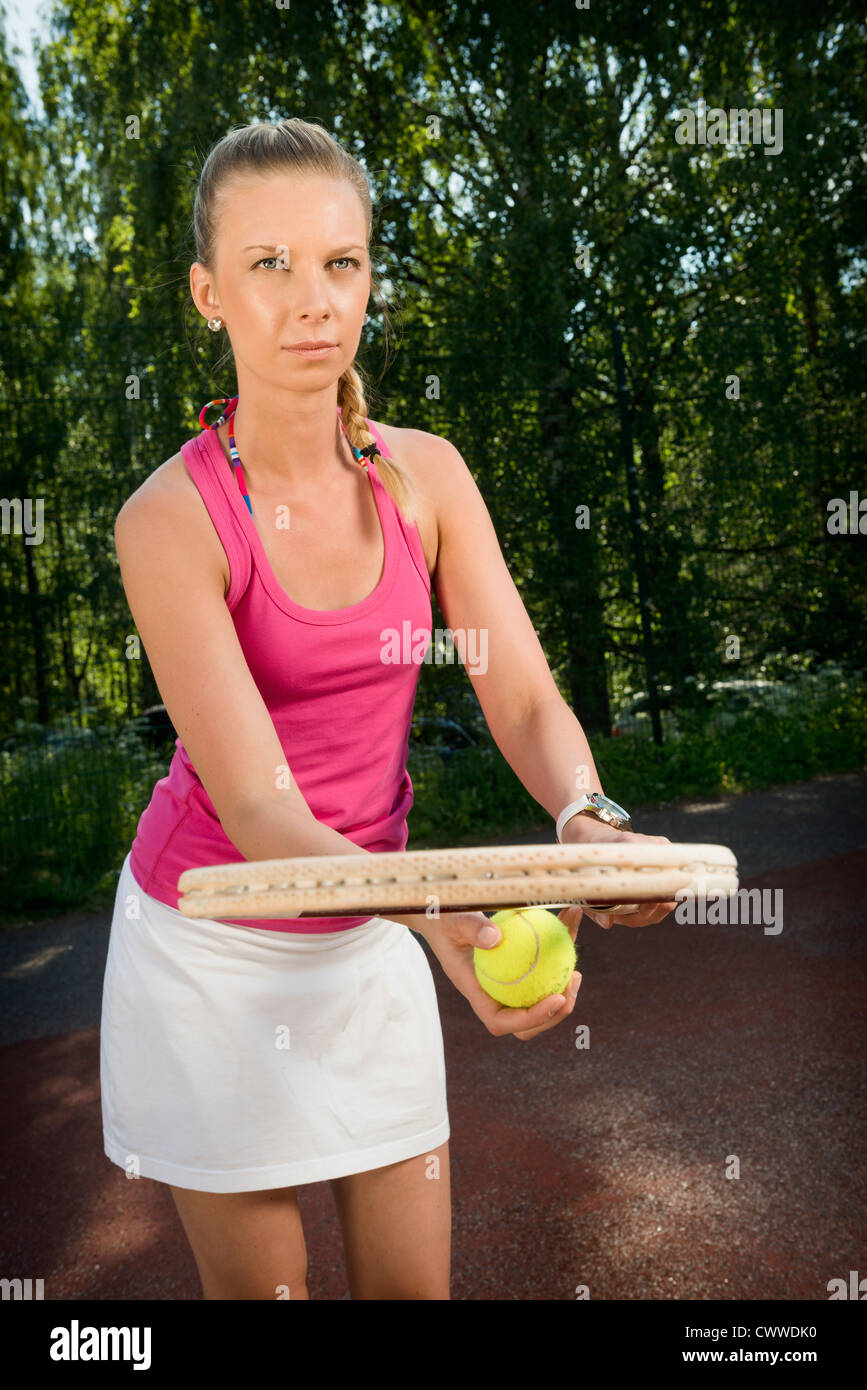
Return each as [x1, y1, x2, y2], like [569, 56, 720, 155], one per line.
[592, 793, 630, 821]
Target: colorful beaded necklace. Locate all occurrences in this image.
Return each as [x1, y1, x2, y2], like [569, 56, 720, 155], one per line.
[197, 394, 381, 517]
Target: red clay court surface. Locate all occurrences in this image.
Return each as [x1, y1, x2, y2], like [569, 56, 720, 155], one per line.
[1, 772, 865, 1300]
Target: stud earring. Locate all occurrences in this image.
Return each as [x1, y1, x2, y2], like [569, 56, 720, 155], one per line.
[207, 317, 223, 331]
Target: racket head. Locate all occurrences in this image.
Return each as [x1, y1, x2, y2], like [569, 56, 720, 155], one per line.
[176, 841, 738, 920]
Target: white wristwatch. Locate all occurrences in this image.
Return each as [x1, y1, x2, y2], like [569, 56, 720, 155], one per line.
[556, 792, 632, 843]
[555, 793, 639, 914]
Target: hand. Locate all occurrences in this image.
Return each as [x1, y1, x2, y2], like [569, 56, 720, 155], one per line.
[417, 910, 582, 1043]
[559, 814, 679, 929]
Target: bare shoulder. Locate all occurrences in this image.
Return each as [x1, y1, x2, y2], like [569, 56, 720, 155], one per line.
[368, 421, 467, 579]
[370, 421, 459, 471]
[373, 421, 472, 505]
[115, 451, 230, 595]
[116, 450, 201, 514]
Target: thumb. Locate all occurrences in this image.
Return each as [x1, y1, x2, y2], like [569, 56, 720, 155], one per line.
[557, 905, 583, 938]
[432, 910, 502, 947]
[475, 916, 502, 949]
[557, 905, 583, 927]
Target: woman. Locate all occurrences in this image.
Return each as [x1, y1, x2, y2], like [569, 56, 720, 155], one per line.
[100, 117, 676, 1301]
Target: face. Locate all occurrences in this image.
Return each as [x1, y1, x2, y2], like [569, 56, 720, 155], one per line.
[191, 172, 371, 387]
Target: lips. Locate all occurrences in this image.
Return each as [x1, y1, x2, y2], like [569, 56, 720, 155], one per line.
[283, 343, 338, 359]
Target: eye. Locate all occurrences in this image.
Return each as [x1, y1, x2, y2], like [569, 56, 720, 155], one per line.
[254, 256, 362, 271]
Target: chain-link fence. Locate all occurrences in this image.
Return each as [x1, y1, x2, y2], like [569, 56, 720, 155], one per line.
[2, 650, 863, 919]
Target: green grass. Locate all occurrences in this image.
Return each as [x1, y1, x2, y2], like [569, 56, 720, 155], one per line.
[0, 728, 172, 924]
[406, 675, 867, 842]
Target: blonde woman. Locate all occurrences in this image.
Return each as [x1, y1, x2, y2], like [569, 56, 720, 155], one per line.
[100, 117, 675, 1301]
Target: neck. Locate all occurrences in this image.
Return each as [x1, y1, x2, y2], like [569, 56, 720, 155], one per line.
[217, 385, 354, 493]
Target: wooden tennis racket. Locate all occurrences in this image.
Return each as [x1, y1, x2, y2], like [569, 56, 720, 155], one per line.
[176, 841, 737, 921]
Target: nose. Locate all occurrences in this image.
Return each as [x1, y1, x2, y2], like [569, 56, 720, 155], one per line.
[286, 264, 332, 321]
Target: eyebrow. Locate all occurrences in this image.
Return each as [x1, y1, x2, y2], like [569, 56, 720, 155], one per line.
[241, 243, 366, 255]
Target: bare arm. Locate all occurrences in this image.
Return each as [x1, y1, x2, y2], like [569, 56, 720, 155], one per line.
[419, 435, 606, 829]
[490, 692, 606, 824]
[114, 474, 372, 868]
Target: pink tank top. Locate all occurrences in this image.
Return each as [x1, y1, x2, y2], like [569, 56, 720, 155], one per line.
[128, 416, 433, 933]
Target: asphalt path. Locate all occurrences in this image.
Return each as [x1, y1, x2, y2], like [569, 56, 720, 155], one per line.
[1, 769, 864, 1298]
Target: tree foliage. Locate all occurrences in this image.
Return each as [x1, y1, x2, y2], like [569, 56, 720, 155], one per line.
[1, 0, 864, 741]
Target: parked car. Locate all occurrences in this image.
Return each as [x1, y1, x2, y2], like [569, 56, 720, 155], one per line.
[122, 704, 178, 749]
[610, 685, 681, 738]
[702, 678, 799, 727]
[611, 678, 799, 737]
[42, 727, 100, 749]
[409, 715, 495, 764]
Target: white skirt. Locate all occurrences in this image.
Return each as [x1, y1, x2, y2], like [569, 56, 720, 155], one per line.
[100, 852, 449, 1193]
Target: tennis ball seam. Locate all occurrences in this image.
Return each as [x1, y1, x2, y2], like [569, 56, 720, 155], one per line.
[473, 907, 577, 1008]
[474, 909, 541, 986]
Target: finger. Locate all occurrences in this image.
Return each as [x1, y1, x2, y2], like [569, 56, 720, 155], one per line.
[581, 907, 614, 930]
[556, 905, 582, 941]
[618, 898, 679, 926]
[583, 897, 680, 929]
[446, 911, 502, 949]
[625, 899, 679, 928]
[501, 990, 567, 1031]
[622, 911, 656, 928]
[512, 972, 583, 1040]
[492, 971, 582, 1039]
[476, 918, 502, 948]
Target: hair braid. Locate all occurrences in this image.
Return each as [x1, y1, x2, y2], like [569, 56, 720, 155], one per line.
[338, 366, 417, 526]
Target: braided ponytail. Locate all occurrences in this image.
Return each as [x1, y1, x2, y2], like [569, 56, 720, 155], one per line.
[337, 365, 417, 527]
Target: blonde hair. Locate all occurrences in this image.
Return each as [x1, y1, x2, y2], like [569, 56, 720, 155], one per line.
[188, 118, 417, 525]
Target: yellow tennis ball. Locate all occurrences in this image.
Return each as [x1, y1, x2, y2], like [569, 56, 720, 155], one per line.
[473, 907, 578, 1009]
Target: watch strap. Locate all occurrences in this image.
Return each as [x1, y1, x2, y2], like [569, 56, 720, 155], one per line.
[556, 793, 631, 843]
[556, 796, 594, 843]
